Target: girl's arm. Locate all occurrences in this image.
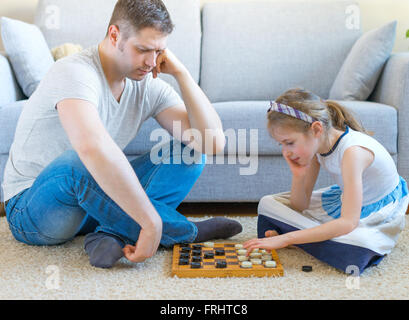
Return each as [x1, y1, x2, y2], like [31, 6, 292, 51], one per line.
[244, 146, 374, 251]
[288, 155, 320, 212]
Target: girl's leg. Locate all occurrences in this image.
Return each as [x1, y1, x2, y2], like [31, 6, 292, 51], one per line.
[257, 195, 384, 274]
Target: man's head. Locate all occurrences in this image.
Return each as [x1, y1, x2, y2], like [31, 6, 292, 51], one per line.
[105, 0, 174, 80]
[107, 0, 174, 39]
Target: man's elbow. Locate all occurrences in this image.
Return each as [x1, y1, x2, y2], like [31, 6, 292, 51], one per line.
[74, 138, 104, 159]
[204, 134, 226, 155]
[214, 134, 226, 154]
[75, 142, 96, 159]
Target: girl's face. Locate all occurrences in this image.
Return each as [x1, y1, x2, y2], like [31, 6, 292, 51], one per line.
[269, 123, 322, 166]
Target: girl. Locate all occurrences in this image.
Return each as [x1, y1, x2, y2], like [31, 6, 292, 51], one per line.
[243, 88, 408, 274]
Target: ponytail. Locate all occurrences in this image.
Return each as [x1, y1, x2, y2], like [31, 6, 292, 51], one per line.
[325, 100, 372, 135]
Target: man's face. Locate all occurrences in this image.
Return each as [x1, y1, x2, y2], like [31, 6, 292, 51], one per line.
[115, 26, 168, 81]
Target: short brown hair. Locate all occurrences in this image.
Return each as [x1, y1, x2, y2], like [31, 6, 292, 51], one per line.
[107, 0, 174, 38]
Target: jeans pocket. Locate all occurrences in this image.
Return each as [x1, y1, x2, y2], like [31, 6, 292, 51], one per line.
[6, 209, 64, 246]
[5, 189, 29, 214]
[5, 197, 46, 246]
[6, 208, 30, 244]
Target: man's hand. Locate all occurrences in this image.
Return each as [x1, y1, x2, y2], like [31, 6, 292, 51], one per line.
[153, 48, 226, 155]
[122, 220, 163, 263]
[152, 49, 188, 79]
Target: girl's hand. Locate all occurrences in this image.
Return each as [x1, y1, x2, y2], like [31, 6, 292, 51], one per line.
[283, 152, 311, 178]
[243, 232, 291, 253]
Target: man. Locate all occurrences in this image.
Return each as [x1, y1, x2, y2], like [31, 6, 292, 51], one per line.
[2, 0, 242, 268]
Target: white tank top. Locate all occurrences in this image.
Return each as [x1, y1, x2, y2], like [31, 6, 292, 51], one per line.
[317, 126, 400, 206]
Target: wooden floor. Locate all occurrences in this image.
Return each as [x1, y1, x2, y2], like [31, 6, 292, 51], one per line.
[177, 202, 258, 217]
[1, 201, 407, 218]
[178, 202, 409, 217]
[0, 202, 258, 218]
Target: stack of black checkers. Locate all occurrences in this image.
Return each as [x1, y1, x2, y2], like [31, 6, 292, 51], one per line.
[178, 243, 228, 269]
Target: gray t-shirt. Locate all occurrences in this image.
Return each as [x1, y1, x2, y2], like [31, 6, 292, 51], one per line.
[2, 45, 182, 202]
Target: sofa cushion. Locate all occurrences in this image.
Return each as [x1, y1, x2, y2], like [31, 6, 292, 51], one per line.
[329, 101, 397, 155]
[1, 99, 396, 157]
[34, 0, 202, 94]
[0, 100, 26, 154]
[184, 155, 331, 202]
[216, 100, 397, 156]
[200, 1, 362, 103]
[0, 17, 55, 97]
[329, 21, 397, 101]
[185, 152, 398, 202]
[123, 117, 172, 155]
[0, 53, 25, 107]
[35, 0, 116, 50]
[123, 100, 397, 156]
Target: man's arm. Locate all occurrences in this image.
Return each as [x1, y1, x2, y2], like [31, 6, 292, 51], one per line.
[57, 98, 162, 262]
[153, 49, 226, 155]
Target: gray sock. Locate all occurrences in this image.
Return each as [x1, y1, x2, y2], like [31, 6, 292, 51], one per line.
[193, 217, 243, 243]
[84, 232, 125, 268]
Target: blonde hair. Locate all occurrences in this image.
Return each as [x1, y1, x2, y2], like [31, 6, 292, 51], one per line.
[267, 88, 371, 135]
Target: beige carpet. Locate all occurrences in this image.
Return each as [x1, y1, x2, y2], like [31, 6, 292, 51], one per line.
[0, 215, 408, 300]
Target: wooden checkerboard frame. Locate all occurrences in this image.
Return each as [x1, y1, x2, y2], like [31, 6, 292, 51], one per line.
[171, 242, 284, 278]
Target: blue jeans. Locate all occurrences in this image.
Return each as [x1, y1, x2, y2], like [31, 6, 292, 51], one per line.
[5, 141, 206, 247]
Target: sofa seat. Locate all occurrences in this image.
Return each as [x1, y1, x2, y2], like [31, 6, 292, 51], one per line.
[0, 100, 26, 154]
[123, 100, 398, 157]
[1, 0, 406, 204]
[1, 100, 397, 158]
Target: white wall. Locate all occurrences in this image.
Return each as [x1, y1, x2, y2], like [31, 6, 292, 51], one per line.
[0, 0, 408, 52]
[0, 0, 38, 23]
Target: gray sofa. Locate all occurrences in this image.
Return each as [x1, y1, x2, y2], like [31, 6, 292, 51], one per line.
[1, 0, 408, 204]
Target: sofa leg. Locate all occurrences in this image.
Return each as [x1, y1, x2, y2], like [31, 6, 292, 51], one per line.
[407, 204, 409, 215]
[0, 203, 5, 217]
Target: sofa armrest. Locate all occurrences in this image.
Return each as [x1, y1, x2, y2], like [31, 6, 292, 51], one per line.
[0, 51, 25, 107]
[371, 52, 409, 182]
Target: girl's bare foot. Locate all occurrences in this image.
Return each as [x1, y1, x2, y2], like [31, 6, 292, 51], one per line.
[265, 230, 279, 237]
[264, 230, 297, 249]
